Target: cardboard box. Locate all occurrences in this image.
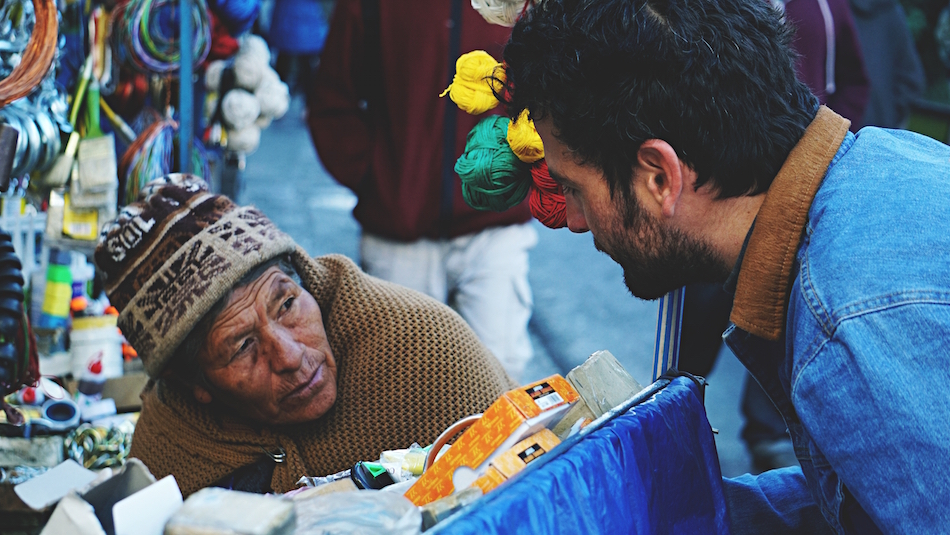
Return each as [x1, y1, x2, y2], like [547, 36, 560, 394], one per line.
[16, 459, 183, 535]
[489, 428, 560, 479]
[472, 466, 505, 495]
[471, 429, 561, 495]
[405, 374, 578, 506]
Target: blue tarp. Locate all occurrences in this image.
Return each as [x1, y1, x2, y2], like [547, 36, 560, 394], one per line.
[433, 376, 731, 534]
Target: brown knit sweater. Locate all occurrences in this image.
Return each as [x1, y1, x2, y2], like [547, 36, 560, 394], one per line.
[128, 251, 515, 497]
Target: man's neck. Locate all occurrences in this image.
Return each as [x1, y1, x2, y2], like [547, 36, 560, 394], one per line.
[695, 192, 766, 272]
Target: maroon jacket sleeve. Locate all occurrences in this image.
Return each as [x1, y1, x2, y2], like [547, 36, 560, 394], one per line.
[826, 0, 870, 130]
[306, 0, 370, 192]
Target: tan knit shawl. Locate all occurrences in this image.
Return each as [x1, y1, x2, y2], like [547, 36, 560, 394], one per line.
[128, 250, 516, 497]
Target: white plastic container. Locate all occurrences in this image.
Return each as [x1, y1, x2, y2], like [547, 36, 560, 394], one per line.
[70, 316, 123, 379]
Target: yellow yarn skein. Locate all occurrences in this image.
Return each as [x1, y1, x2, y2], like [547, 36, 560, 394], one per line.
[440, 50, 505, 115]
[506, 109, 544, 163]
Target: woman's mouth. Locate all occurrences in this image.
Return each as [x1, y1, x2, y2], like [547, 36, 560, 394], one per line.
[282, 362, 325, 404]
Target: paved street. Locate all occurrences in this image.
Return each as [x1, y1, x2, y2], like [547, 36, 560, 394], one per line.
[239, 98, 754, 477]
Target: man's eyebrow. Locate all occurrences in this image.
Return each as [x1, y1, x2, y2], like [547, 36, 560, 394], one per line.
[546, 166, 575, 187]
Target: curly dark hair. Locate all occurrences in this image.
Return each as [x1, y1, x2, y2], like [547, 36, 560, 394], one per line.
[501, 0, 819, 201]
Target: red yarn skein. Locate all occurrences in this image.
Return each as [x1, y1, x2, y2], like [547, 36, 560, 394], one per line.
[529, 160, 567, 229]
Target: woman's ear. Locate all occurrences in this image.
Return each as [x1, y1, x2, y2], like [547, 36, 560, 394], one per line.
[193, 384, 213, 404]
[637, 139, 684, 218]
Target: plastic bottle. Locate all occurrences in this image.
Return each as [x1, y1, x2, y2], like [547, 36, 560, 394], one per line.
[70, 254, 94, 304]
[77, 359, 106, 399]
[16, 386, 45, 406]
[36, 249, 72, 331]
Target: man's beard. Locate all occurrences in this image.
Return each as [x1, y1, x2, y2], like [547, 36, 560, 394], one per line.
[594, 191, 730, 300]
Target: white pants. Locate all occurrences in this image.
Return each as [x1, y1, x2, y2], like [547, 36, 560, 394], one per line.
[361, 223, 538, 382]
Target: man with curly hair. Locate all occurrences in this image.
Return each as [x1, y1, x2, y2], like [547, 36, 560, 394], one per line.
[501, 0, 950, 533]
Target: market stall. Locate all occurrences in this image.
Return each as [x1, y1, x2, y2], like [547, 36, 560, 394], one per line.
[0, 0, 736, 532]
[0, 0, 289, 527]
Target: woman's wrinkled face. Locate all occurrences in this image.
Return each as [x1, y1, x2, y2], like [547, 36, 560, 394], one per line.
[195, 266, 338, 425]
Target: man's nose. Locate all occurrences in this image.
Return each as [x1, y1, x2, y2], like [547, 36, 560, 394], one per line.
[565, 199, 589, 233]
[263, 326, 303, 373]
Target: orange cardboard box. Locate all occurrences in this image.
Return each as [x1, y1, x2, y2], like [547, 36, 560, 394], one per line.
[490, 428, 561, 479]
[471, 429, 562, 496]
[405, 375, 578, 506]
[472, 467, 505, 495]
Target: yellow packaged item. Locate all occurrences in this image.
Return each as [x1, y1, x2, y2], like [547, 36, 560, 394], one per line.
[405, 374, 578, 506]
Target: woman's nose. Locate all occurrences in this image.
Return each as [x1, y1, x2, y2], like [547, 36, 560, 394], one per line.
[264, 325, 303, 373]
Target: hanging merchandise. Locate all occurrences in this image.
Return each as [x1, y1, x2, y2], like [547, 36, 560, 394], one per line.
[471, 0, 538, 28]
[455, 116, 531, 212]
[206, 0, 260, 37]
[506, 109, 544, 163]
[439, 50, 505, 116]
[0, 0, 68, 184]
[111, 0, 212, 75]
[203, 35, 289, 154]
[442, 49, 568, 228]
[42, 55, 94, 188]
[119, 116, 211, 204]
[528, 160, 566, 229]
[0, 0, 58, 107]
[73, 79, 119, 214]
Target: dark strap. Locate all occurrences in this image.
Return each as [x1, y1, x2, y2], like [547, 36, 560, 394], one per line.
[438, 0, 464, 235]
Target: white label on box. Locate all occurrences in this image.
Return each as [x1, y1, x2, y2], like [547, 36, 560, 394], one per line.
[525, 382, 565, 411]
[534, 391, 563, 411]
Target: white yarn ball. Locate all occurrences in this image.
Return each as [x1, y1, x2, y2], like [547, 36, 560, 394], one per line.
[256, 77, 290, 119]
[241, 34, 271, 65]
[227, 124, 262, 154]
[255, 115, 273, 129]
[221, 89, 261, 130]
[471, 0, 537, 27]
[234, 52, 265, 90]
[205, 60, 226, 91]
[259, 65, 280, 88]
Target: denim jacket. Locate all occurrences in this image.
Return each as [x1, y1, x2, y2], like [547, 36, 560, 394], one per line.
[721, 106, 950, 534]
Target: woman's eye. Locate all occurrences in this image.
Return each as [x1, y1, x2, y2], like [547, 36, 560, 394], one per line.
[560, 184, 576, 196]
[237, 338, 253, 355]
[281, 297, 295, 312]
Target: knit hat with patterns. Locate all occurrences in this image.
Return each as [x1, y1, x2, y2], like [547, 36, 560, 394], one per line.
[94, 174, 297, 378]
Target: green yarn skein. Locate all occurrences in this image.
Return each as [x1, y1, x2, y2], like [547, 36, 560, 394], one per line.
[455, 116, 531, 212]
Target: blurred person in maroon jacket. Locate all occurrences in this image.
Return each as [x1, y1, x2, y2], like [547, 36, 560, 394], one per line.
[780, 0, 871, 127]
[307, 0, 536, 381]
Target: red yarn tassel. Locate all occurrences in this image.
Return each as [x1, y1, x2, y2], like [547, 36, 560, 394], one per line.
[529, 160, 567, 229]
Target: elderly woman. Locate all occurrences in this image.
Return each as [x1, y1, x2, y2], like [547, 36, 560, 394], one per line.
[94, 176, 514, 497]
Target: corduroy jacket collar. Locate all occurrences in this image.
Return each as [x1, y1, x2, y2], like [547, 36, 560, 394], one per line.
[729, 106, 851, 341]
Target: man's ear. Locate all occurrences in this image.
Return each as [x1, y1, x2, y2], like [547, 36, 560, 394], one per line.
[193, 384, 213, 404]
[637, 139, 684, 218]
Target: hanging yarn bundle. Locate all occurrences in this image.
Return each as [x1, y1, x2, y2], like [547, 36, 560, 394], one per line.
[221, 89, 260, 130]
[445, 48, 567, 227]
[455, 116, 531, 212]
[506, 109, 544, 163]
[471, 0, 538, 27]
[440, 50, 505, 115]
[112, 0, 212, 75]
[204, 35, 289, 154]
[119, 118, 211, 204]
[529, 160, 566, 228]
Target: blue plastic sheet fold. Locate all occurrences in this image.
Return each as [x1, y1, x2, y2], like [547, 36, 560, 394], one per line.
[433, 376, 731, 534]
